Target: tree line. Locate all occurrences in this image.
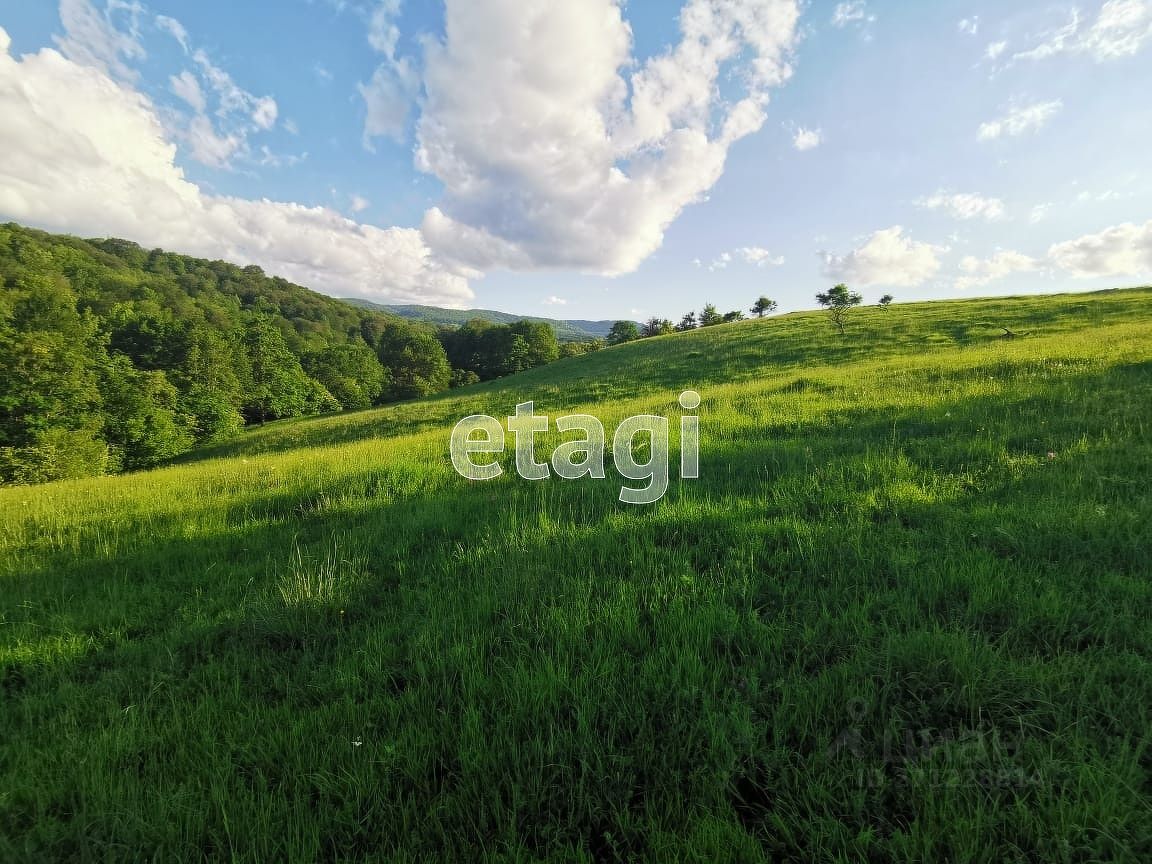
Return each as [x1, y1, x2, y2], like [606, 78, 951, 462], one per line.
[0, 224, 571, 484]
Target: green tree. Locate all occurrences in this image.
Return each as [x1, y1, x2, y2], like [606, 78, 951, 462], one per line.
[641, 317, 674, 337]
[878, 294, 894, 309]
[240, 318, 317, 423]
[377, 323, 452, 399]
[698, 304, 723, 327]
[303, 342, 388, 410]
[751, 296, 778, 317]
[675, 311, 697, 332]
[722, 310, 746, 323]
[816, 284, 864, 335]
[0, 277, 109, 483]
[100, 356, 195, 471]
[607, 320, 640, 345]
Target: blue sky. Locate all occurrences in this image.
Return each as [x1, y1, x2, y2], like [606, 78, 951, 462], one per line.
[0, 0, 1149, 320]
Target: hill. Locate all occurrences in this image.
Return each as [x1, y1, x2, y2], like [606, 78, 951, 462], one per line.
[2, 287, 1151, 860]
[344, 297, 621, 341]
[0, 223, 561, 484]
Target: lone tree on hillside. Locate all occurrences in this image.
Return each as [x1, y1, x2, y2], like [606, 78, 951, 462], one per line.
[878, 294, 894, 309]
[816, 283, 863, 335]
[675, 311, 697, 331]
[607, 320, 640, 345]
[723, 310, 746, 323]
[751, 296, 778, 317]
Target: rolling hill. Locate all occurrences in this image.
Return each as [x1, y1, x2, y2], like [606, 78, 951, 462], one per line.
[2, 287, 1151, 861]
[343, 297, 622, 342]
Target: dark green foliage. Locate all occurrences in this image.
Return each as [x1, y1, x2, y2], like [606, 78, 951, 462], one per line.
[698, 303, 723, 326]
[376, 322, 452, 400]
[303, 343, 388, 411]
[751, 296, 777, 317]
[440, 318, 561, 380]
[676, 311, 698, 331]
[558, 339, 605, 358]
[99, 355, 195, 470]
[607, 320, 640, 344]
[0, 223, 485, 483]
[817, 283, 865, 334]
[879, 294, 894, 309]
[641, 317, 674, 337]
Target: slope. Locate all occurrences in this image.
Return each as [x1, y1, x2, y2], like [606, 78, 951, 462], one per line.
[1, 287, 1150, 861]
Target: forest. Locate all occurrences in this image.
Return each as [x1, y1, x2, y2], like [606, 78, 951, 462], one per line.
[0, 223, 567, 484]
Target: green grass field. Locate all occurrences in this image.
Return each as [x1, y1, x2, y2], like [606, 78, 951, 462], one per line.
[2, 289, 1151, 862]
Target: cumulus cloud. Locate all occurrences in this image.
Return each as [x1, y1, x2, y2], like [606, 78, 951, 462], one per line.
[959, 17, 980, 36]
[0, 30, 472, 306]
[821, 227, 943, 287]
[1014, 1, 1152, 63]
[956, 250, 1040, 289]
[350, 195, 371, 213]
[1048, 220, 1152, 277]
[978, 100, 1062, 140]
[415, 0, 801, 278]
[985, 40, 1008, 60]
[793, 127, 822, 151]
[542, 296, 567, 306]
[916, 190, 1005, 221]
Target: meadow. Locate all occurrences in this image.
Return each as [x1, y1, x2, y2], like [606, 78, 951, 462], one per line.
[2, 288, 1150, 861]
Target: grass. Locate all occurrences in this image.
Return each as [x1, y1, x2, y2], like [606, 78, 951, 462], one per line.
[2, 288, 1151, 861]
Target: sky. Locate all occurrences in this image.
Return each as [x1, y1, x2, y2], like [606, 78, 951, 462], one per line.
[0, 0, 1150, 321]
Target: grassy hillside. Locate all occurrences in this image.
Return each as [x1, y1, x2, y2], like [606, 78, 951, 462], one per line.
[345, 297, 621, 342]
[2, 288, 1151, 861]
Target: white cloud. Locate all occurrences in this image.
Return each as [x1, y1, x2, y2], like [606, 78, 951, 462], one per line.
[192, 49, 278, 131]
[1049, 220, 1152, 277]
[0, 31, 472, 306]
[542, 296, 567, 306]
[831, 2, 872, 28]
[358, 64, 412, 146]
[956, 250, 1040, 289]
[1081, 0, 1152, 59]
[821, 226, 943, 287]
[416, 0, 801, 278]
[978, 100, 1062, 140]
[1013, 1, 1152, 63]
[1013, 10, 1082, 62]
[359, 0, 418, 149]
[1030, 203, 1053, 223]
[737, 246, 785, 267]
[169, 69, 205, 113]
[185, 114, 243, 168]
[985, 40, 1008, 60]
[350, 194, 371, 213]
[54, 0, 145, 81]
[708, 252, 733, 271]
[793, 126, 822, 151]
[916, 190, 1005, 221]
[959, 17, 980, 36]
[154, 14, 188, 52]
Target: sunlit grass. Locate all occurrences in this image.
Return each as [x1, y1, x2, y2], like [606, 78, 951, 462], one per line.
[1, 287, 1150, 861]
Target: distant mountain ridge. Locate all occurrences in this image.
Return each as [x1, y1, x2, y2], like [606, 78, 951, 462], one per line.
[343, 299, 621, 342]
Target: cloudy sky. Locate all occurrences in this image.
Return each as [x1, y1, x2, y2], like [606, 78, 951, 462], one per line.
[1, 0, 1150, 319]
